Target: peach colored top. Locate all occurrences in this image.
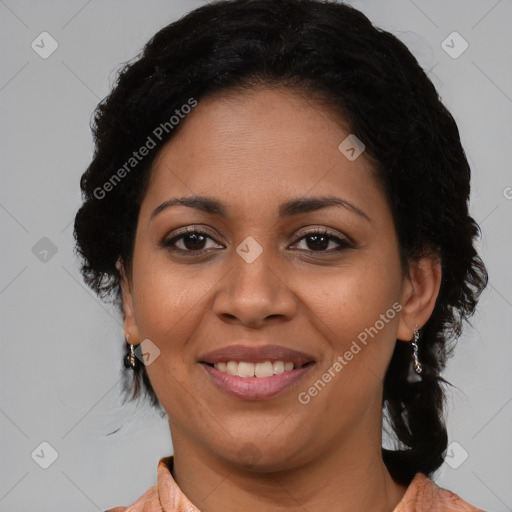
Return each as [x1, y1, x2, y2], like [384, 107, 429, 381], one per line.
[106, 456, 485, 512]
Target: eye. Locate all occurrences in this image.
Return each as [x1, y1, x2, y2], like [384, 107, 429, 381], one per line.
[161, 227, 224, 254]
[292, 228, 353, 253]
[161, 226, 353, 256]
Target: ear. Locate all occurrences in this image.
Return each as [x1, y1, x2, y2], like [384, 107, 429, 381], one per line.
[116, 258, 141, 345]
[396, 251, 442, 342]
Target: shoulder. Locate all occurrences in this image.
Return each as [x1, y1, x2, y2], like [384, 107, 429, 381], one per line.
[103, 483, 160, 512]
[103, 456, 175, 512]
[394, 473, 487, 512]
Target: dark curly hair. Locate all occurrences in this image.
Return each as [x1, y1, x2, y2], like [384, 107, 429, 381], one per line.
[73, 0, 488, 486]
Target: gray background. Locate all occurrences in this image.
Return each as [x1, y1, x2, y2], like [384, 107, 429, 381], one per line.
[1, 0, 511, 510]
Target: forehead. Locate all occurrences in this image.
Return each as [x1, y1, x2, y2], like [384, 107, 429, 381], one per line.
[140, 86, 385, 221]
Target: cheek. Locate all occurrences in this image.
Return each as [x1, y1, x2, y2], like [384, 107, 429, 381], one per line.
[131, 238, 216, 338]
[130, 252, 216, 392]
[298, 251, 402, 411]
[303, 252, 402, 341]
[134, 286, 207, 414]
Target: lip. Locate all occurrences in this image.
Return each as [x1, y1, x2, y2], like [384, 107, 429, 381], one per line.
[200, 362, 315, 400]
[198, 343, 316, 400]
[198, 344, 315, 366]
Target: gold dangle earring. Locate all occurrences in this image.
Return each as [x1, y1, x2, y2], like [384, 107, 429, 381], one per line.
[123, 333, 137, 370]
[411, 324, 422, 374]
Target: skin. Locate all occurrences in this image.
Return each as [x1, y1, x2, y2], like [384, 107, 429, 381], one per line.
[117, 86, 442, 512]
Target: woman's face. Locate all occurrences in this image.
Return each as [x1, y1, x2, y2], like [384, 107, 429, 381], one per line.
[119, 86, 431, 470]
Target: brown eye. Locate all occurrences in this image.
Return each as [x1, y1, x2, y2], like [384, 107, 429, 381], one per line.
[293, 230, 353, 253]
[176, 232, 208, 251]
[303, 234, 330, 251]
[162, 228, 223, 254]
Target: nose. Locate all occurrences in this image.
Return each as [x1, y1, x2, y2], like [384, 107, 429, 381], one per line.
[212, 244, 297, 328]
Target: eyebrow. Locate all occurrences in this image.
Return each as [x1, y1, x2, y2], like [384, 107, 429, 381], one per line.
[150, 195, 371, 223]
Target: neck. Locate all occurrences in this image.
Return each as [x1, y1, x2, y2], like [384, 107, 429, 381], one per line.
[170, 420, 408, 512]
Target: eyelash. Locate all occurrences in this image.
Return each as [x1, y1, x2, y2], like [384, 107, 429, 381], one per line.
[161, 226, 353, 256]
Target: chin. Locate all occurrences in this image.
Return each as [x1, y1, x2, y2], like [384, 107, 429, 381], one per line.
[213, 436, 309, 473]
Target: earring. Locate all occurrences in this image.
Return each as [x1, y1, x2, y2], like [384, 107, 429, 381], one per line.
[123, 334, 137, 370]
[411, 324, 422, 374]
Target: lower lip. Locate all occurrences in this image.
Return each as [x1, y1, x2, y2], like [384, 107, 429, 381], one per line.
[200, 363, 314, 400]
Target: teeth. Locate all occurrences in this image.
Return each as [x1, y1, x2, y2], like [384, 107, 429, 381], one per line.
[226, 361, 238, 375]
[255, 361, 273, 377]
[238, 362, 255, 378]
[213, 360, 299, 377]
[272, 361, 284, 374]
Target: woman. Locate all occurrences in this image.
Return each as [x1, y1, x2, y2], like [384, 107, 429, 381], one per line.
[73, 0, 489, 510]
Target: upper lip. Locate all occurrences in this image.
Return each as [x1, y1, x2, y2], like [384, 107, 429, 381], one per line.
[198, 344, 315, 366]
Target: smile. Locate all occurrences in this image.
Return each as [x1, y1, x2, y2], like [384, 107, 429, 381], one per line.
[208, 360, 310, 377]
[198, 344, 316, 400]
